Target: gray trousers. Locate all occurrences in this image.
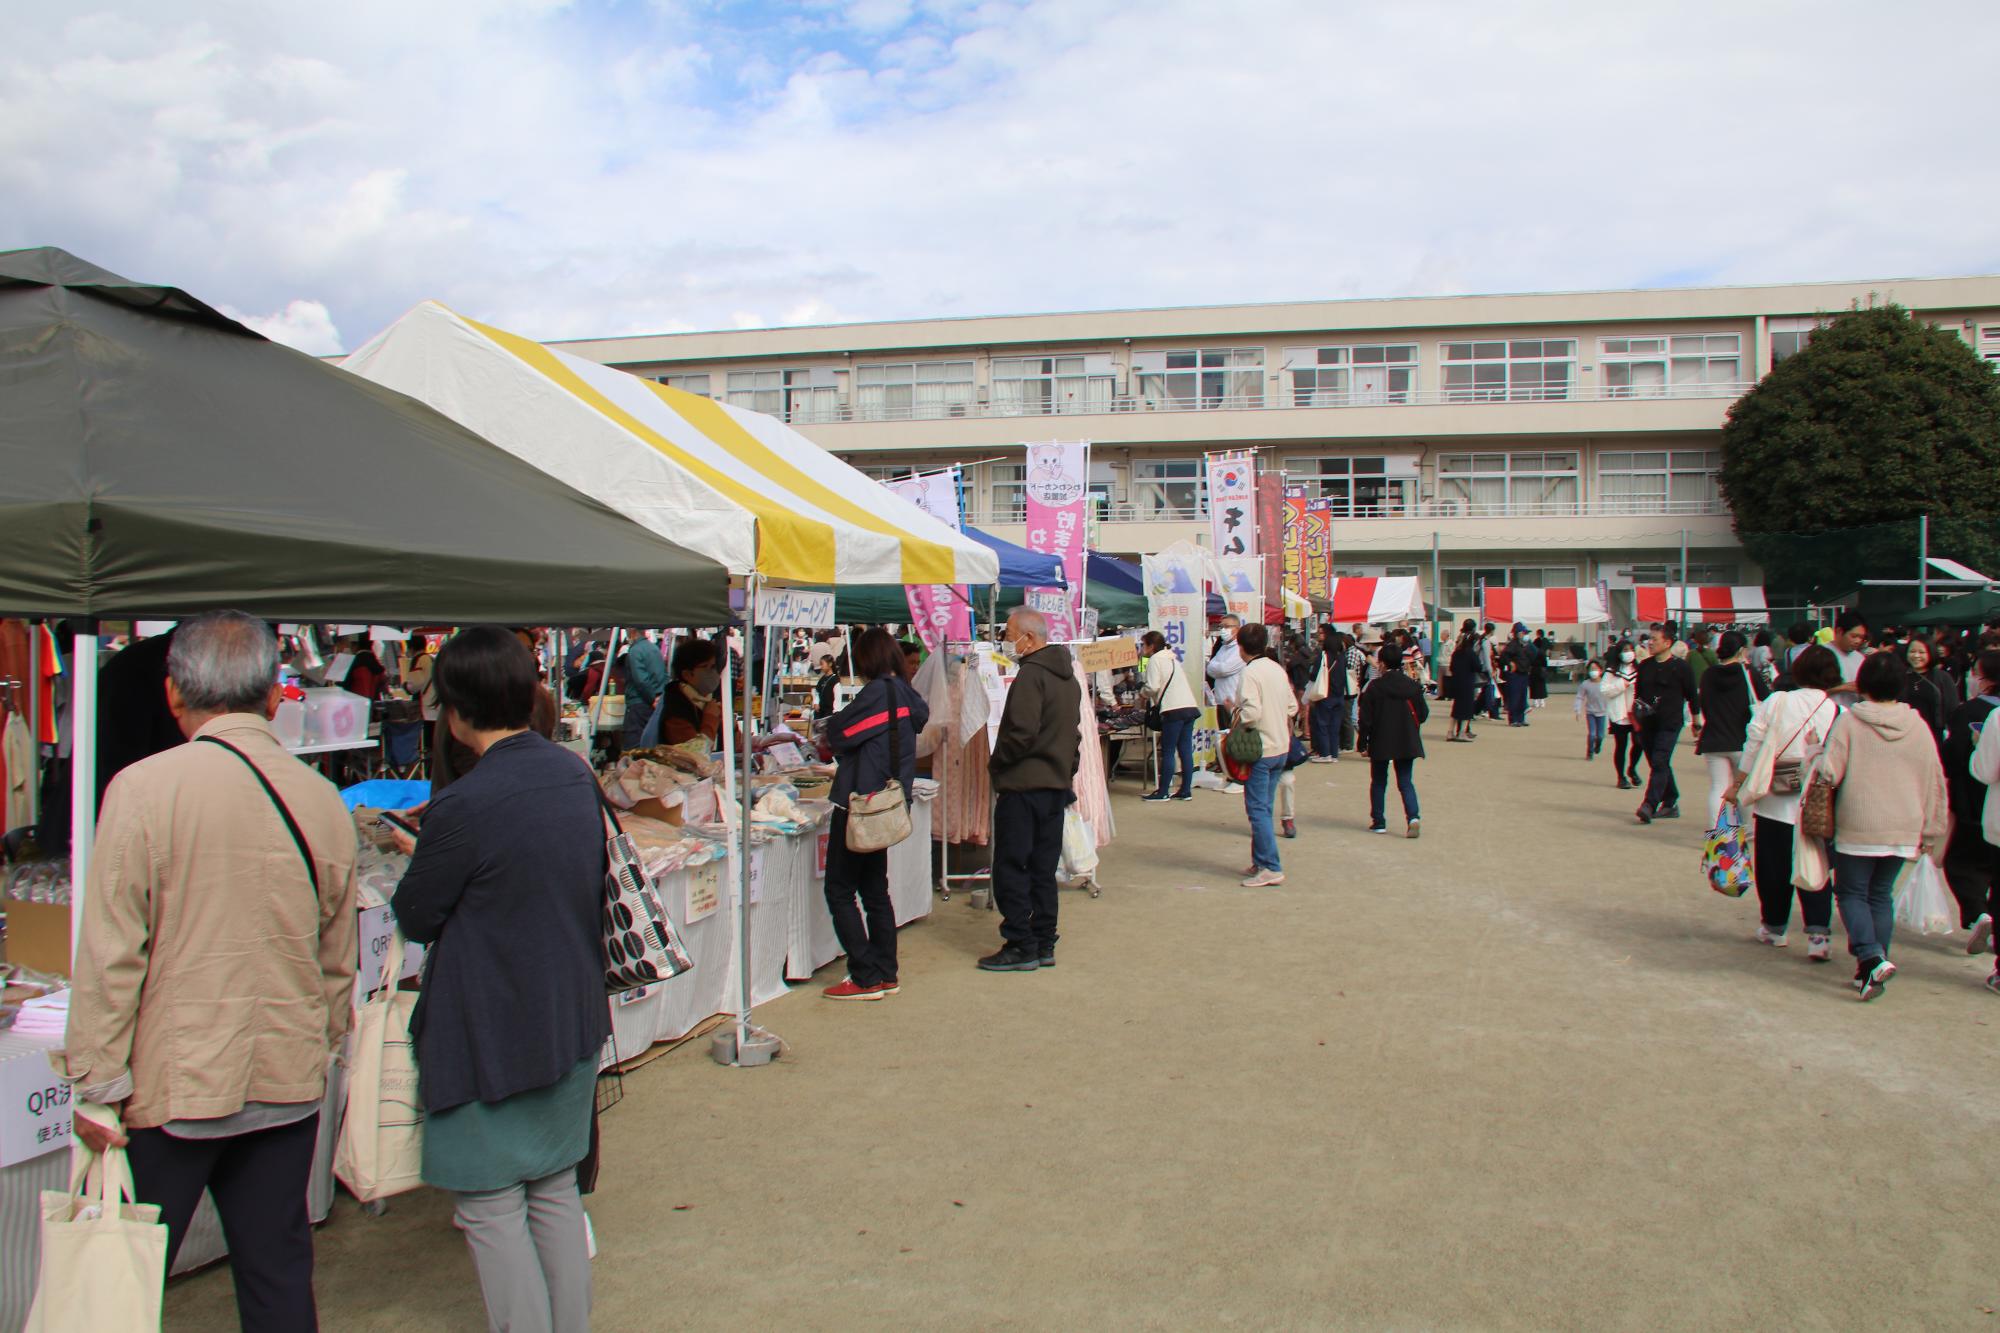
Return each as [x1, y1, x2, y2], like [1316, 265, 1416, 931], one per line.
[453, 1170, 592, 1333]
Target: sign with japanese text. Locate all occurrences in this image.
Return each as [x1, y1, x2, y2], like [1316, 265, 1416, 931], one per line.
[1075, 636, 1141, 674]
[1143, 548, 1208, 705]
[1256, 471, 1284, 618]
[1282, 485, 1307, 596]
[1216, 555, 1263, 623]
[1303, 499, 1334, 601]
[1023, 441, 1089, 643]
[886, 469, 973, 651]
[686, 863, 720, 924]
[1206, 453, 1257, 558]
[0, 1044, 73, 1165]
[755, 588, 837, 629]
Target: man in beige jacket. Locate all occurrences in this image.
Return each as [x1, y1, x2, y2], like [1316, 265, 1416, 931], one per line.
[64, 611, 358, 1330]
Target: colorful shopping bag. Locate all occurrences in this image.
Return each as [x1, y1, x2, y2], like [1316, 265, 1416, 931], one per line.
[1703, 804, 1755, 897]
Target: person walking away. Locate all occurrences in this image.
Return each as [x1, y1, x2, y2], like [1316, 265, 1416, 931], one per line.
[821, 628, 929, 999]
[1899, 635, 1949, 747]
[1342, 631, 1369, 751]
[1528, 630, 1550, 709]
[388, 626, 607, 1331]
[1308, 624, 1343, 761]
[1696, 631, 1768, 829]
[1725, 646, 1842, 959]
[1945, 649, 2000, 987]
[1232, 623, 1297, 886]
[1141, 631, 1201, 801]
[1817, 652, 1949, 1000]
[1748, 629, 1777, 688]
[1358, 642, 1428, 837]
[1447, 621, 1481, 742]
[982, 609, 1082, 970]
[1687, 627, 1720, 686]
[65, 612, 360, 1331]
[1634, 623, 1700, 823]
[1574, 659, 1608, 759]
[1602, 642, 1642, 789]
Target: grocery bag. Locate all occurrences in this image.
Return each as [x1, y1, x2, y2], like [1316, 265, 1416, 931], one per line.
[1702, 804, 1754, 897]
[25, 1140, 166, 1333]
[1059, 807, 1099, 882]
[335, 927, 426, 1202]
[1895, 857, 1957, 935]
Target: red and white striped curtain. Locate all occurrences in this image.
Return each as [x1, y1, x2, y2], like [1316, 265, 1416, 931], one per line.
[1481, 586, 1609, 625]
[1633, 586, 1769, 623]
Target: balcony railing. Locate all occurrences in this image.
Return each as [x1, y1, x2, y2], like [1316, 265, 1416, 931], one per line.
[754, 381, 1756, 426]
[963, 496, 1729, 526]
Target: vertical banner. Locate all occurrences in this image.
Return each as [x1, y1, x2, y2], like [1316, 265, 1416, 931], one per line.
[1143, 548, 1207, 704]
[1024, 441, 1089, 643]
[1256, 470, 1284, 621]
[1215, 556, 1263, 623]
[1282, 485, 1307, 597]
[886, 469, 972, 652]
[1206, 453, 1256, 557]
[1303, 499, 1334, 601]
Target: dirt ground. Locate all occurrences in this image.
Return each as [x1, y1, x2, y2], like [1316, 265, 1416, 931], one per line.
[166, 710, 2000, 1330]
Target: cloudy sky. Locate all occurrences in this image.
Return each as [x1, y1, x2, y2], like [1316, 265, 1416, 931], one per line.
[6, 0, 1996, 354]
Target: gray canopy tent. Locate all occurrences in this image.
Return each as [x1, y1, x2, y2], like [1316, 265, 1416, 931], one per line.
[0, 246, 730, 933]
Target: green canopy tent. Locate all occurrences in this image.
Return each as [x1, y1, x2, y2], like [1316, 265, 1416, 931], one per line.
[0, 246, 730, 941]
[1902, 587, 2000, 627]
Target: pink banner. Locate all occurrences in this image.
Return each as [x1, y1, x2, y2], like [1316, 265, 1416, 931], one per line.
[905, 583, 972, 653]
[1023, 442, 1088, 642]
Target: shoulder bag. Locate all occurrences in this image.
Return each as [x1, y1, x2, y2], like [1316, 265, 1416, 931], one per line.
[846, 681, 914, 853]
[1304, 653, 1330, 704]
[599, 790, 696, 992]
[334, 923, 426, 1203]
[1798, 712, 1842, 841]
[1769, 695, 1831, 796]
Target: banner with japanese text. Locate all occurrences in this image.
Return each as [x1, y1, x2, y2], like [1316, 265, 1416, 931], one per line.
[1143, 546, 1207, 704]
[1302, 499, 1334, 600]
[1256, 470, 1283, 619]
[1205, 453, 1256, 558]
[1024, 441, 1089, 642]
[886, 469, 973, 651]
[1282, 486, 1307, 596]
[1216, 555, 1263, 623]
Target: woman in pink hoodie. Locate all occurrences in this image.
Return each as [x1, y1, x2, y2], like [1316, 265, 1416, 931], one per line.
[1819, 652, 1951, 1001]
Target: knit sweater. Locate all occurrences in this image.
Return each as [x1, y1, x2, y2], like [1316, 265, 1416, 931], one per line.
[1818, 700, 1949, 852]
[1235, 656, 1299, 756]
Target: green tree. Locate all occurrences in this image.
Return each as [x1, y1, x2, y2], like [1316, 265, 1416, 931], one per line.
[1718, 303, 2000, 601]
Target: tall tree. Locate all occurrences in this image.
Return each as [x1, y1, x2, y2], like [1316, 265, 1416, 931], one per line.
[1718, 303, 2000, 600]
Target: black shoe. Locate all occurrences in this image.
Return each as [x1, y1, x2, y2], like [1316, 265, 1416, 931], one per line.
[1141, 790, 1171, 802]
[1656, 804, 1681, 820]
[1037, 945, 1056, 967]
[1171, 790, 1195, 801]
[978, 944, 1041, 972]
[1636, 802, 1656, 824]
[1368, 821, 1388, 834]
[1617, 778, 1632, 790]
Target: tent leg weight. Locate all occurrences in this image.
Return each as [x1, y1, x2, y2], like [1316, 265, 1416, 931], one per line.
[710, 1027, 782, 1067]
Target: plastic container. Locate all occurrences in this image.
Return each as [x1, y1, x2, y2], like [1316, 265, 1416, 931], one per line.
[273, 698, 307, 748]
[300, 688, 371, 748]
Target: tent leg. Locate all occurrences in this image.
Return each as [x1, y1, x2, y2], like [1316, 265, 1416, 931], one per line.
[713, 575, 781, 1068]
[69, 628, 98, 968]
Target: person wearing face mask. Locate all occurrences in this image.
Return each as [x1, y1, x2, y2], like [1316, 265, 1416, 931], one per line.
[1601, 642, 1643, 789]
[644, 638, 724, 748]
[981, 609, 1082, 971]
[1206, 614, 1245, 729]
[1574, 658, 1609, 759]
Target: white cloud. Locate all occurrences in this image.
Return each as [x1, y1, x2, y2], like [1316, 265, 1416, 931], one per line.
[3, 0, 1997, 353]
[220, 298, 344, 354]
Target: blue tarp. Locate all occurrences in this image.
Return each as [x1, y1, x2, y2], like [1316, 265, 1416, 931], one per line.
[965, 526, 1064, 588]
[1087, 550, 1225, 617]
[340, 779, 431, 812]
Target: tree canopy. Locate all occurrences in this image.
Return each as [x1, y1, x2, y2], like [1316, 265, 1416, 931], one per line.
[1718, 303, 2000, 600]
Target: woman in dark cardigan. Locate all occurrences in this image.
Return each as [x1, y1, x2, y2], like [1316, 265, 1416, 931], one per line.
[391, 626, 606, 1333]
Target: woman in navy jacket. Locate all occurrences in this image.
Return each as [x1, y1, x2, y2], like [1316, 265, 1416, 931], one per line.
[821, 627, 930, 1000]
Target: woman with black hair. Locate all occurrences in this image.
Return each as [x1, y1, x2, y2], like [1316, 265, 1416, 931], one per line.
[1696, 630, 1768, 828]
[1726, 645, 1842, 959]
[1446, 619, 1481, 742]
[644, 637, 723, 748]
[1900, 635, 1951, 745]
[822, 627, 930, 1000]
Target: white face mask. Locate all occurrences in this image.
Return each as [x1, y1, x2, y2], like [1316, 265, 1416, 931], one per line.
[1588, 668, 1602, 679]
[1620, 651, 1636, 664]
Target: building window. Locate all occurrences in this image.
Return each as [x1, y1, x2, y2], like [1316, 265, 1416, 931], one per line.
[1131, 458, 1205, 519]
[1435, 451, 1580, 515]
[1769, 317, 1825, 364]
[726, 369, 840, 422]
[989, 463, 1027, 522]
[1285, 344, 1417, 406]
[1440, 339, 1575, 402]
[655, 372, 711, 397]
[1133, 348, 1264, 410]
[1282, 456, 1415, 516]
[1980, 325, 2000, 368]
[990, 355, 1114, 415]
[1442, 565, 1578, 606]
[1628, 562, 1741, 585]
[854, 361, 974, 421]
[1597, 449, 1723, 514]
[1599, 335, 1742, 396]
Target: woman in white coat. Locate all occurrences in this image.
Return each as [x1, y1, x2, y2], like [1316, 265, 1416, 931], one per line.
[1140, 631, 1202, 802]
[1599, 642, 1643, 790]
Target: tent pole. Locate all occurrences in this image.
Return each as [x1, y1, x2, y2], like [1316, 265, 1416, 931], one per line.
[715, 572, 780, 1067]
[1918, 514, 1930, 609]
[69, 627, 99, 966]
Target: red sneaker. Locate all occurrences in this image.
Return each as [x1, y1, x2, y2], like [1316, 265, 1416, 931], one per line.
[822, 978, 885, 1001]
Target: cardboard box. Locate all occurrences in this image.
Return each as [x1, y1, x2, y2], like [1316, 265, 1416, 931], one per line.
[2, 900, 72, 978]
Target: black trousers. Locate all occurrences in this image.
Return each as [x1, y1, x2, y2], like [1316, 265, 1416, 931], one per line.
[1942, 821, 2000, 928]
[824, 808, 897, 987]
[125, 1113, 321, 1333]
[1752, 814, 1832, 933]
[993, 789, 1066, 949]
[1610, 723, 1642, 780]
[1640, 723, 1681, 808]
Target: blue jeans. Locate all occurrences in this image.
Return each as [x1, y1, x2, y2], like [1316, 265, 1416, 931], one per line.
[1369, 758, 1419, 825]
[1243, 755, 1286, 872]
[1154, 707, 1199, 796]
[1832, 850, 1908, 967]
[1503, 676, 1529, 724]
[1309, 697, 1341, 756]
[1585, 714, 1606, 754]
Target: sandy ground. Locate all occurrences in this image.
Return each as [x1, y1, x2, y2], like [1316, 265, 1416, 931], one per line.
[166, 710, 2000, 1330]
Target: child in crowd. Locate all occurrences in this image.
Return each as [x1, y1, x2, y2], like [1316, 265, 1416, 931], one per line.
[1574, 659, 1608, 759]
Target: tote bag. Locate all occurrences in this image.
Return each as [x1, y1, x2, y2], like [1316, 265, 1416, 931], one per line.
[846, 682, 914, 853]
[334, 928, 426, 1203]
[1304, 654, 1330, 704]
[25, 1142, 166, 1333]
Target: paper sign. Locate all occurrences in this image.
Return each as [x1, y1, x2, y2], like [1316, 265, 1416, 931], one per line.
[755, 588, 837, 629]
[747, 849, 765, 906]
[686, 863, 721, 924]
[763, 742, 806, 771]
[1075, 637, 1140, 673]
[681, 778, 718, 824]
[0, 1047, 73, 1165]
[356, 904, 423, 996]
[1077, 608, 1100, 640]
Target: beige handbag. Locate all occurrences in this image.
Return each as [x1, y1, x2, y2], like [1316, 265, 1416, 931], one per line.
[25, 1141, 166, 1333]
[845, 681, 914, 853]
[334, 928, 426, 1203]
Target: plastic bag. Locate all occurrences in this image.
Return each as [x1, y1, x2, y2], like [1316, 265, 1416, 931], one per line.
[1895, 857, 1956, 935]
[1702, 804, 1754, 897]
[1059, 806, 1099, 882]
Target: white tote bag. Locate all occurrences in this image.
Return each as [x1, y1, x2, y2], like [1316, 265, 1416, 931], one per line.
[25, 1142, 167, 1333]
[1304, 655, 1330, 704]
[334, 928, 426, 1202]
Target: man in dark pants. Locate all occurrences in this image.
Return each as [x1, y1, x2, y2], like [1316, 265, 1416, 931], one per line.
[1634, 621, 1701, 824]
[1941, 649, 2000, 941]
[981, 608, 1082, 972]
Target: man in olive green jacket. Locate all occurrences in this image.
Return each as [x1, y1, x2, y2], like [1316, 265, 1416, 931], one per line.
[982, 609, 1082, 972]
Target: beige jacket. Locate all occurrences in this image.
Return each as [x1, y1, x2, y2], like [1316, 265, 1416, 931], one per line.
[1819, 700, 1949, 853]
[64, 714, 360, 1129]
[1235, 656, 1299, 757]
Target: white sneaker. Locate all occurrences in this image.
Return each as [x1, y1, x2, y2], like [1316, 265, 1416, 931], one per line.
[1222, 782, 1244, 795]
[1241, 868, 1286, 887]
[1968, 914, 1994, 957]
[1756, 925, 1788, 948]
[1309, 755, 1335, 764]
[1806, 934, 1831, 962]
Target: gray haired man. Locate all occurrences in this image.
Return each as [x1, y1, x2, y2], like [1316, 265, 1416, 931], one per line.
[981, 608, 1082, 971]
[65, 612, 358, 1331]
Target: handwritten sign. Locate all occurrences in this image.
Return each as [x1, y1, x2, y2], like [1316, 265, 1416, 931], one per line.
[1075, 637, 1140, 674]
[686, 863, 721, 924]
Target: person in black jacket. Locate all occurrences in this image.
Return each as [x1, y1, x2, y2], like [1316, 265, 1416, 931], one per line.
[390, 626, 606, 1333]
[822, 628, 929, 1000]
[1357, 642, 1429, 837]
[1634, 622, 1701, 824]
[982, 608, 1082, 972]
[1446, 620, 1481, 741]
[1695, 631, 1768, 828]
[1941, 649, 2000, 937]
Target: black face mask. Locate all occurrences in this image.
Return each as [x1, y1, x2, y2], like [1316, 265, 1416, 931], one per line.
[692, 668, 721, 696]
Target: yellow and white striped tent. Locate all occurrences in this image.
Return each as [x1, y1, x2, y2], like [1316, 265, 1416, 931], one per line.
[343, 302, 998, 588]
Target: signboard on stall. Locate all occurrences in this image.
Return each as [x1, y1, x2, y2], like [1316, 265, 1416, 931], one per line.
[1206, 454, 1257, 557]
[356, 904, 424, 997]
[755, 588, 837, 629]
[686, 863, 721, 924]
[1023, 441, 1089, 642]
[1075, 636, 1141, 674]
[0, 1045, 73, 1164]
[886, 469, 973, 651]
